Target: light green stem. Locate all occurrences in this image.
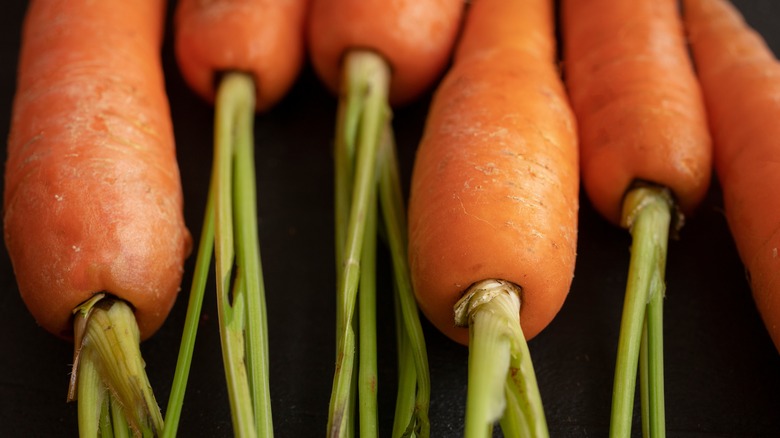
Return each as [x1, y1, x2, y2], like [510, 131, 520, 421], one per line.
[609, 186, 672, 438]
[391, 283, 418, 438]
[163, 183, 216, 438]
[74, 297, 163, 437]
[232, 76, 273, 437]
[213, 71, 273, 437]
[641, 274, 666, 438]
[456, 280, 549, 438]
[377, 127, 431, 437]
[327, 50, 391, 438]
[77, 346, 104, 438]
[358, 181, 379, 437]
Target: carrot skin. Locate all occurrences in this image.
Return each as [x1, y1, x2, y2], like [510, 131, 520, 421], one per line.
[408, 0, 579, 345]
[306, 0, 465, 106]
[4, 0, 191, 340]
[562, 0, 712, 225]
[684, 0, 780, 351]
[174, 0, 309, 112]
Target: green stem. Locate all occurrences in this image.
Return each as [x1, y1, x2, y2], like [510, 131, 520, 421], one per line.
[162, 181, 216, 438]
[213, 71, 273, 437]
[643, 274, 666, 438]
[77, 345, 104, 438]
[455, 280, 548, 438]
[73, 297, 163, 437]
[377, 127, 431, 437]
[391, 284, 418, 438]
[358, 181, 379, 437]
[327, 50, 391, 438]
[609, 186, 672, 438]
[232, 75, 273, 437]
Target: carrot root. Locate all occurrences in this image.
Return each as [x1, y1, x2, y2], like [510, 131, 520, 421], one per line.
[610, 186, 672, 438]
[455, 280, 549, 438]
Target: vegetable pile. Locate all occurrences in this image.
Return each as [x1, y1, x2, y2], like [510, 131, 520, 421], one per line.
[2, 0, 780, 437]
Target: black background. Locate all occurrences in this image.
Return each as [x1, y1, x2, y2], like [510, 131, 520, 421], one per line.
[2, 1, 779, 437]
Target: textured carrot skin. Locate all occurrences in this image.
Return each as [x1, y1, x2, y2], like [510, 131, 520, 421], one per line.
[408, 0, 579, 345]
[4, 0, 191, 341]
[684, 0, 780, 351]
[175, 0, 309, 112]
[562, 0, 712, 225]
[306, 0, 465, 106]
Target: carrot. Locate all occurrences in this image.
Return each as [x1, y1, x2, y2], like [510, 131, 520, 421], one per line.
[561, 0, 712, 435]
[4, 0, 191, 435]
[307, 0, 464, 107]
[407, 0, 578, 435]
[306, 0, 464, 436]
[683, 0, 780, 352]
[174, 0, 308, 112]
[169, 0, 309, 435]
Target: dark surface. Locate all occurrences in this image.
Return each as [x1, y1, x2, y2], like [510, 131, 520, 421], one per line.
[2, 1, 779, 437]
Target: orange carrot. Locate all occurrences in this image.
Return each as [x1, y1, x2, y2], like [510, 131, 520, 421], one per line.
[408, 0, 579, 346]
[4, 0, 191, 341]
[562, 0, 712, 226]
[408, 0, 578, 433]
[306, 0, 464, 106]
[561, 0, 712, 434]
[174, 0, 309, 112]
[683, 0, 780, 352]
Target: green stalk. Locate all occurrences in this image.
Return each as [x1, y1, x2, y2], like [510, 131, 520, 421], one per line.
[609, 186, 672, 438]
[642, 272, 666, 438]
[391, 284, 418, 438]
[232, 75, 273, 436]
[327, 50, 391, 438]
[110, 396, 131, 438]
[77, 345, 104, 438]
[332, 50, 363, 438]
[72, 296, 163, 437]
[377, 128, 431, 437]
[455, 280, 548, 438]
[162, 183, 216, 438]
[358, 181, 379, 437]
[212, 72, 273, 437]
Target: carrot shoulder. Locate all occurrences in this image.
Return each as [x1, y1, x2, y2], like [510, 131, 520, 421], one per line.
[684, 0, 780, 351]
[563, 0, 712, 224]
[408, 0, 579, 346]
[4, 0, 191, 340]
[174, 0, 309, 111]
[306, 0, 464, 106]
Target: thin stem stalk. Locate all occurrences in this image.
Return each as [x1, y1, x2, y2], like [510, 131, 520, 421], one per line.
[455, 280, 548, 438]
[377, 127, 431, 437]
[213, 71, 273, 437]
[609, 186, 672, 438]
[327, 50, 391, 438]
